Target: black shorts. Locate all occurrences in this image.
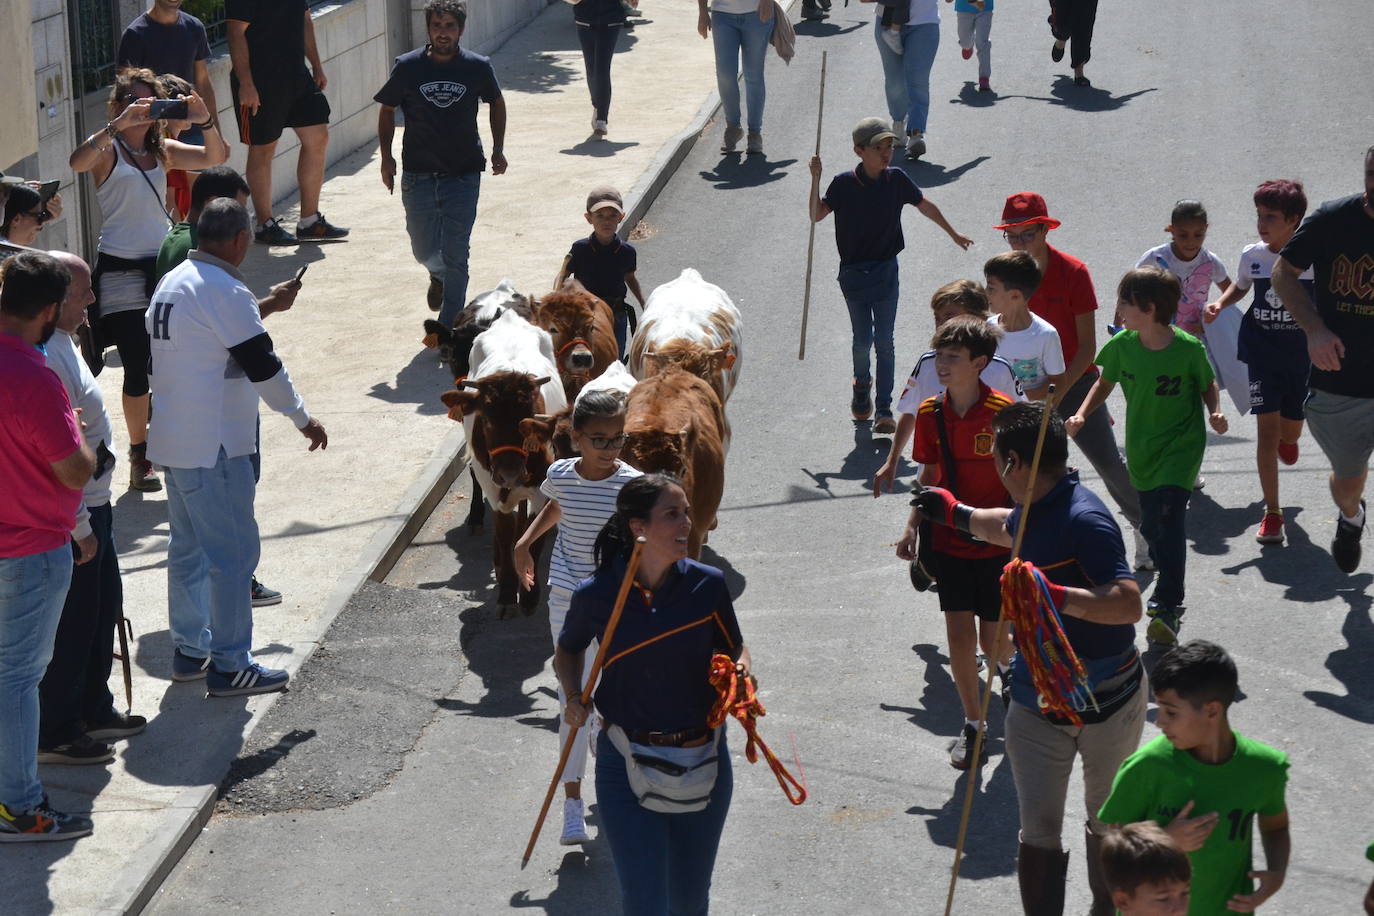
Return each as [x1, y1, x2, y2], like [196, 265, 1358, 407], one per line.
[99, 309, 151, 398]
[232, 70, 331, 146]
[929, 551, 1009, 622]
[1246, 360, 1309, 421]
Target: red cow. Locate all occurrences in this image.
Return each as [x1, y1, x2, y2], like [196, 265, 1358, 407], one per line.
[533, 278, 618, 401]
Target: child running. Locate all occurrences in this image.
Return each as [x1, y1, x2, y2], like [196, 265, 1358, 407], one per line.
[1203, 180, 1314, 545]
[1099, 822, 1192, 916]
[985, 250, 1065, 401]
[513, 389, 642, 845]
[1099, 640, 1291, 915]
[896, 316, 1015, 769]
[950, 0, 993, 93]
[1067, 267, 1227, 646]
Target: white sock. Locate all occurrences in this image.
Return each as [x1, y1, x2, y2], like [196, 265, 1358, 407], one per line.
[1342, 506, 1365, 527]
[298, 212, 319, 228]
[997, 661, 1011, 674]
[964, 718, 983, 730]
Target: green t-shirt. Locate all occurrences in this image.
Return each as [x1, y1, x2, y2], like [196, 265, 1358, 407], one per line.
[1095, 327, 1215, 491]
[1098, 732, 1289, 916]
[155, 221, 195, 281]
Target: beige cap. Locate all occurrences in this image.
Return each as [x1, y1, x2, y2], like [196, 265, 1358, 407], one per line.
[586, 186, 625, 214]
[852, 117, 898, 148]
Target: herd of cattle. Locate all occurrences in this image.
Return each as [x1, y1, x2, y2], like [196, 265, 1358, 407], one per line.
[423, 269, 743, 617]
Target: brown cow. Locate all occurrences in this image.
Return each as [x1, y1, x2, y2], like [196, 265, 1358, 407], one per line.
[533, 278, 618, 401]
[622, 366, 726, 559]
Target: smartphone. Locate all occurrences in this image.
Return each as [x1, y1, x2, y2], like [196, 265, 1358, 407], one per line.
[294, 264, 309, 284]
[149, 98, 189, 120]
[38, 179, 60, 201]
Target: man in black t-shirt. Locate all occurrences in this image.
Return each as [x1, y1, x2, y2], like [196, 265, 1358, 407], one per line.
[1273, 146, 1374, 573]
[374, 0, 507, 327]
[117, 0, 220, 146]
[226, 0, 348, 245]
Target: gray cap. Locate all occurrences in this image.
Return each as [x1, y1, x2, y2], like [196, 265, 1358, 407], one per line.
[585, 185, 625, 214]
[852, 117, 897, 148]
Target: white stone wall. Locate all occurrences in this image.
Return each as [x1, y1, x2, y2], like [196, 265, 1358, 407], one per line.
[412, 0, 553, 56]
[18, 0, 81, 254]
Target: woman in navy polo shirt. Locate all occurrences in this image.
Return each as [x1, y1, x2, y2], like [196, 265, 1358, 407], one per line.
[556, 473, 750, 914]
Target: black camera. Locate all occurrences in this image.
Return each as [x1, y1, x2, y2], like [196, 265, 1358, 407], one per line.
[148, 98, 189, 120]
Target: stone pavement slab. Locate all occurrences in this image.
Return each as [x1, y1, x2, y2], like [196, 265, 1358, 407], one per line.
[11, 2, 724, 912]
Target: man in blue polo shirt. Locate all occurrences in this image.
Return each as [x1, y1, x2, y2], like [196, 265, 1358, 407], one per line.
[912, 401, 1144, 915]
[808, 117, 973, 435]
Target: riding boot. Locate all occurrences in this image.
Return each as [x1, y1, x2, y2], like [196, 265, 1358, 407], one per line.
[1083, 827, 1115, 916]
[1018, 841, 1069, 916]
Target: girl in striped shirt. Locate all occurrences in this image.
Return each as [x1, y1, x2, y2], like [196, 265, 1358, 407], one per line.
[515, 389, 641, 845]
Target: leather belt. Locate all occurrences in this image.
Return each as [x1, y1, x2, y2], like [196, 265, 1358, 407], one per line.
[620, 725, 711, 747]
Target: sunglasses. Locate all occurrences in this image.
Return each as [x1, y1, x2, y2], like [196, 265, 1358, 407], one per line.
[584, 433, 628, 450]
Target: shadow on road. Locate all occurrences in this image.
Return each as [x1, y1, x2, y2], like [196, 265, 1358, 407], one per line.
[907, 756, 1018, 879]
[895, 155, 990, 189]
[698, 154, 798, 190]
[793, 18, 867, 39]
[511, 843, 621, 914]
[800, 421, 893, 493]
[560, 137, 641, 158]
[880, 643, 966, 738]
[367, 345, 452, 416]
[1013, 77, 1159, 112]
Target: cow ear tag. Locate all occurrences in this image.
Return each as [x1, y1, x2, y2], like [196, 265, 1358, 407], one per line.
[722, 353, 737, 370]
[422, 333, 440, 349]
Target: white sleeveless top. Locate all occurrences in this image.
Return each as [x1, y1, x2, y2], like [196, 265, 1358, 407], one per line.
[96, 144, 170, 258]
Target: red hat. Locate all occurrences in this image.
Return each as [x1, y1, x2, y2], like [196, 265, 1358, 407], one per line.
[994, 192, 1062, 231]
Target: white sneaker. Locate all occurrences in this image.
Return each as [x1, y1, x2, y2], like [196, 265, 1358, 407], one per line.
[1193, 474, 1206, 490]
[592, 119, 609, 136]
[906, 131, 926, 158]
[1133, 529, 1155, 571]
[880, 28, 905, 55]
[560, 798, 592, 845]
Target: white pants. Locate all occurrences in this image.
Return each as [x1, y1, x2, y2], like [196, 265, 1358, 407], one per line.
[549, 586, 596, 784]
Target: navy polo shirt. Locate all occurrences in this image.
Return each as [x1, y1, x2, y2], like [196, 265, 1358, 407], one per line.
[822, 166, 924, 265]
[567, 234, 636, 304]
[1005, 470, 1135, 674]
[561, 557, 743, 733]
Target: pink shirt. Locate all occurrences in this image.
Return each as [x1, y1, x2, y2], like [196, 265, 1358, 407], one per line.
[0, 333, 83, 556]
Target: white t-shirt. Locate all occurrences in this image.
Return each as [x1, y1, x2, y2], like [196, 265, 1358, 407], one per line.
[871, 0, 940, 24]
[1233, 241, 1314, 295]
[988, 313, 1065, 392]
[711, 0, 763, 13]
[45, 331, 114, 538]
[896, 350, 1023, 415]
[1136, 243, 1229, 333]
[539, 457, 643, 592]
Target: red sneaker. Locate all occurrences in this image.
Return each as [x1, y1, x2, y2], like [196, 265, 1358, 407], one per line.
[961, 47, 973, 60]
[1277, 440, 1299, 465]
[1256, 511, 1285, 545]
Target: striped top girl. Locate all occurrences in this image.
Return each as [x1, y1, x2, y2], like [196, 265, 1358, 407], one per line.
[540, 457, 642, 591]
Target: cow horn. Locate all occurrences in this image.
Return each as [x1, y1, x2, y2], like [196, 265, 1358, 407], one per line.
[532, 375, 552, 387]
[459, 378, 483, 390]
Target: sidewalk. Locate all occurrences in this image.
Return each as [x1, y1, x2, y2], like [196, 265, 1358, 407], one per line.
[13, 2, 726, 912]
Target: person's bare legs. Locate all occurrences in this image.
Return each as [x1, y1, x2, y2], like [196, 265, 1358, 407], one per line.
[1331, 471, 1367, 518]
[1257, 412, 1282, 512]
[946, 612, 982, 721]
[123, 393, 150, 446]
[295, 124, 329, 220]
[246, 140, 278, 226]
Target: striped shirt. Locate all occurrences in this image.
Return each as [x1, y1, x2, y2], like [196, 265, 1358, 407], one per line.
[540, 458, 642, 591]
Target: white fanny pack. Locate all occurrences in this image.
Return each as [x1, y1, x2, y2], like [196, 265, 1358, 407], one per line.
[606, 723, 721, 814]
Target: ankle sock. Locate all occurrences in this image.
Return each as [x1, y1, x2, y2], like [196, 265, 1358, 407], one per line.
[1342, 506, 1365, 527]
[964, 718, 982, 730]
[298, 213, 319, 229]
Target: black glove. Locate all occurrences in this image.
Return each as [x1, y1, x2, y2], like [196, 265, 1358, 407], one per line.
[910, 484, 976, 535]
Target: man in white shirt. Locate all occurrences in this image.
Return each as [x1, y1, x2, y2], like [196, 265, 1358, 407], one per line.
[147, 199, 327, 697]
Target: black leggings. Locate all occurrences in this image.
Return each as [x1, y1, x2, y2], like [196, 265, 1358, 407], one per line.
[100, 309, 151, 397]
[1048, 0, 1099, 68]
[577, 23, 621, 121]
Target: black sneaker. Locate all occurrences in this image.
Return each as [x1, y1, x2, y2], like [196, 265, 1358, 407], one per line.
[1332, 501, 1364, 573]
[251, 577, 283, 607]
[996, 664, 1011, 710]
[427, 276, 444, 313]
[85, 712, 148, 741]
[851, 381, 873, 420]
[171, 647, 211, 682]
[1051, 41, 1065, 62]
[0, 797, 94, 843]
[255, 218, 297, 246]
[295, 212, 349, 241]
[37, 735, 114, 766]
[948, 723, 987, 770]
[1146, 601, 1184, 646]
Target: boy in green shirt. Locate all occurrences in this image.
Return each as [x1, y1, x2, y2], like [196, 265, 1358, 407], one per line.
[1099, 641, 1290, 915]
[1066, 267, 1227, 646]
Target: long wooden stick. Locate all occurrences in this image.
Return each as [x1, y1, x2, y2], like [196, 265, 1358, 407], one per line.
[798, 50, 828, 361]
[521, 536, 647, 867]
[944, 389, 1057, 915]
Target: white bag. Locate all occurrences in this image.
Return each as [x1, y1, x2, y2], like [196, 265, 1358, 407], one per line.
[606, 723, 721, 814]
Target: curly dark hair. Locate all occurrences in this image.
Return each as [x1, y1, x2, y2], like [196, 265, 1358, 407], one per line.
[424, 0, 467, 27]
[107, 67, 168, 163]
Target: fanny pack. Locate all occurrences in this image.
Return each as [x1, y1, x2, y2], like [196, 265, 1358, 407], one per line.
[1011, 648, 1143, 726]
[606, 723, 721, 814]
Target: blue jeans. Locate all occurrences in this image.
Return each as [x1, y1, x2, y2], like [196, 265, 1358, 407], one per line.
[838, 258, 901, 414]
[874, 20, 940, 132]
[0, 545, 72, 811]
[1139, 485, 1191, 608]
[711, 10, 774, 133]
[401, 171, 481, 327]
[164, 449, 260, 672]
[595, 729, 733, 915]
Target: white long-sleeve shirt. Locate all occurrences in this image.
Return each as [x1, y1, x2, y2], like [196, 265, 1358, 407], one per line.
[45, 331, 114, 540]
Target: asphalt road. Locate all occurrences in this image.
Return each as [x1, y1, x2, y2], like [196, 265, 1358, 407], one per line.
[148, 2, 1374, 913]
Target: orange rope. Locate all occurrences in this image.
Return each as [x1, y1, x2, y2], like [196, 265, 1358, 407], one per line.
[707, 654, 807, 805]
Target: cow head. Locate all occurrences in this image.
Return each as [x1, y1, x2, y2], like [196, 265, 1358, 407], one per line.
[444, 372, 553, 489]
[534, 279, 609, 379]
[424, 318, 487, 381]
[642, 339, 735, 381]
[624, 424, 693, 480]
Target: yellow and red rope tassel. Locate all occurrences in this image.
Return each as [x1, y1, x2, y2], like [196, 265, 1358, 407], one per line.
[707, 654, 807, 805]
[1000, 558, 1099, 727]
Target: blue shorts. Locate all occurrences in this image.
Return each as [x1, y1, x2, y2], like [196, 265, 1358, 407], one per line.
[1247, 360, 1309, 420]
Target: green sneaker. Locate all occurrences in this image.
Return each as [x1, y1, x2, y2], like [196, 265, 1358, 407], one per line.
[0, 797, 93, 843]
[1146, 601, 1184, 646]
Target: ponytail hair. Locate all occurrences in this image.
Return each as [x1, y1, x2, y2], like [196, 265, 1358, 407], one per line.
[593, 472, 682, 572]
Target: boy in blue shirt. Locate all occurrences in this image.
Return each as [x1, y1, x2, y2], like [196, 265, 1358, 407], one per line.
[554, 185, 645, 359]
[808, 117, 972, 435]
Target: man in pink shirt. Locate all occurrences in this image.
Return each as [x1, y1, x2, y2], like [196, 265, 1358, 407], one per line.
[0, 252, 96, 842]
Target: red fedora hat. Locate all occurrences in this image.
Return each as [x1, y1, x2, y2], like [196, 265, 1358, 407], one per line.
[994, 192, 1062, 231]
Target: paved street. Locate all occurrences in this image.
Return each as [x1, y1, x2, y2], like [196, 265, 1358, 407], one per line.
[148, 1, 1373, 913]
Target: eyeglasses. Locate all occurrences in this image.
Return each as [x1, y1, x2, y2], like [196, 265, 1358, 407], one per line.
[585, 434, 628, 450]
[1002, 227, 1042, 244]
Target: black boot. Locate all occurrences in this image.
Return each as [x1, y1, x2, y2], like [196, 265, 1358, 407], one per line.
[1083, 828, 1115, 916]
[1018, 842, 1069, 916]
[801, 0, 826, 19]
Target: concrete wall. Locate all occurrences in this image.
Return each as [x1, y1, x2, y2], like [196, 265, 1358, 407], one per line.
[412, 0, 553, 57]
[14, 0, 81, 255]
[2, 2, 40, 170]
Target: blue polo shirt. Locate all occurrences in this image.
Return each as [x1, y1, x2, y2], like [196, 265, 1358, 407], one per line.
[1005, 471, 1136, 695]
[822, 166, 924, 265]
[567, 233, 636, 305]
[561, 557, 743, 733]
